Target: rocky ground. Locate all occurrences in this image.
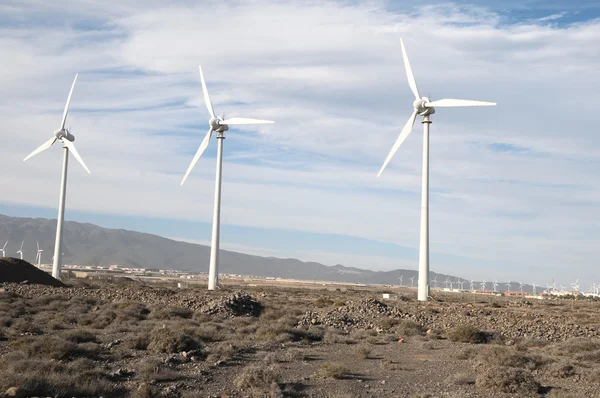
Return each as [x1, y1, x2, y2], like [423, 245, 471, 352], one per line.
[1, 280, 600, 397]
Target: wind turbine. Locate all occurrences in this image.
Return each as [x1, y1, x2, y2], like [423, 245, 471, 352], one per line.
[505, 281, 512, 292]
[571, 279, 579, 293]
[469, 280, 475, 291]
[35, 241, 43, 268]
[1, 242, 6, 258]
[519, 282, 523, 294]
[444, 277, 450, 289]
[16, 241, 24, 260]
[180, 65, 274, 291]
[23, 74, 90, 279]
[377, 38, 495, 302]
[432, 276, 438, 288]
[492, 281, 498, 292]
[409, 276, 415, 288]
[532, 282, 537, 295]
[398, 275, 404, 286]
[481, 281, 486, 291]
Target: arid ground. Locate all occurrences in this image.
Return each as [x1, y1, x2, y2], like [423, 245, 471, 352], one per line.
[1, 279, 600, 398]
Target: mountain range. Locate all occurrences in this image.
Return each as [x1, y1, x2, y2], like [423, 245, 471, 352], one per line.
[0, 213, 536, 292]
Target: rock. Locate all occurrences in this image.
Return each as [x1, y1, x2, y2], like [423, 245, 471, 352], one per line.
[4, 387, 24, 397]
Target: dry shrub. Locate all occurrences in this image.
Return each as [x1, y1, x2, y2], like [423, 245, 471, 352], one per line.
[324, 328, 347, 344]
[126, 332, 150, 350]
[137, 358, 179, 382]
[0, 358, 125, 397]
[446, 372, 475, 385]
[378, 317, 400, 330]
[195, 323, 222, 342]
[150, 306, 192, 320]
[316, 362, 349, 379]
[147, 327, 202, 354]
[354, 344, 371, 359]
[206, 342, 236, 362]
[399, 320, 426, 337]
[447, 325, 488, 344]
[314, 297, 334, 308]
[475, 366, 540, 395]
[13, 336, 103, 360]
[10, 317, 44, 335]
[574, 349, 600, 363]
[233, 365, 281, 389]
[113, 302, 150, 321]
[552, 337, 600, 357]
[63, 329, 97, 343]
[546, 388, 578, 398]
[516, 338, 549, 349]
[457, 346, 479, 360]
[479, 346, 550, 371]
[547, 361, 577, 378]
[89, 310, 117, 329]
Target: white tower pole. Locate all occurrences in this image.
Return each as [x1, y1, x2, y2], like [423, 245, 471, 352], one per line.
[208, 132, 224, 290]
[52, 146, 69, 279]
[418, 115, 431, 301]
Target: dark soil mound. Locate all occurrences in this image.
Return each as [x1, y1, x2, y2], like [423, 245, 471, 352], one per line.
[0, 257, 66, 287]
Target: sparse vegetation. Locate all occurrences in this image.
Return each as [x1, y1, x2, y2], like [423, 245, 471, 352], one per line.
[447, 324, 488, 344]
[316, 362, 349, 379]
[475, 366, 540, 394]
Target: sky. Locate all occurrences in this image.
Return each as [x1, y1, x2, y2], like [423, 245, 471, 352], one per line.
[1, 0, 599, 288]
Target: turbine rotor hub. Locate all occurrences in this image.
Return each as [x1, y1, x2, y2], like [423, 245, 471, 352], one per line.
[413, 97, 434, 116]
[54, 129, 75, 142]
[210, 116, 228, 132]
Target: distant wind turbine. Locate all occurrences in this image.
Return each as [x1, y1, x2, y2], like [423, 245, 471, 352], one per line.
[481, 281, 486, 290]
[36, 241, 43, 268]
[532, 282, 537, 295]
[376, 38, 495, 302]
[16, 241, 24, 260]
[1, 241, 7, 258]
[505, 281, 512, 292]
[23, 73, 90, 280]
[409, 276, 415, 288]
[180, 65, 274, 291]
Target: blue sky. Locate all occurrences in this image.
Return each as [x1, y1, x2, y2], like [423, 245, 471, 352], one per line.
[1, 0, 599, 288]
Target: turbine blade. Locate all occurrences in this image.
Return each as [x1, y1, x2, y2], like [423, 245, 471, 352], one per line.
[221, 117, 274, 125]
[181, 127, 213, 186]
[377, 110, 418, 177]
[199, 65, 215, 118]
[425, 99, 496, 107]
[60, 73, 78, 130]
[23, 137, 57, 161]
[63, 140, 91, 174]
[400, 38, 420, 100]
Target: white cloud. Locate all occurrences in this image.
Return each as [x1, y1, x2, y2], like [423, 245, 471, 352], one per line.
[1, 0, 599, 286]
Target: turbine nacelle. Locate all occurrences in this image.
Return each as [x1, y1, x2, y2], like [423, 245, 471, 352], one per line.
[209, 117, 228, 133]
[413, 97, 435, 116]
[54, 129, 75, 142]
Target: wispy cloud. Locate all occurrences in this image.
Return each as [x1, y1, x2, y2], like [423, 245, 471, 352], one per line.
[0, 0, 599, 287]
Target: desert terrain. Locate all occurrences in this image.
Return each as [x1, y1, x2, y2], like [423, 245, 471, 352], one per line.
[1, 277, 600, 398]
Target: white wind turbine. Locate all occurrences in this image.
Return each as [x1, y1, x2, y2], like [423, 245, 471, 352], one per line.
[409, 276, 415, 288]
[444, 277, 450, 289]
[398, 275, 404, 286]
[505, 281, 512, 292]
[1, 242, 7, 258]
[519, 282, 523, 294]
[180, 65, 274, 291]
[571, 279, 579, 293]
[377, 38, 495, 302]
[23, 74, 90, 279]
[532, 282, 537, 295]
[481, 281, 486, 290]
[16, 241, 24, 260]
[469, 280, 475, 291]
[35, 241, 43, 268]
[432, 276, 438, 288]
[492, 281, 499, 292]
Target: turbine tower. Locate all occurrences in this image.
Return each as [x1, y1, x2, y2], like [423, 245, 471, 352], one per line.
[23, 74, 91, 279]
[532, 282, 537, 295]
[36, 241, 43, 268]
[16, 241, 24, 260]
[1, 242, 7, 258]
[377, 38, 495, 302]
[180, 65, 274, 291]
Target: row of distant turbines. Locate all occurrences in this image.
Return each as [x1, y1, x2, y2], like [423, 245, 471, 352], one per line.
[397, 275, 599, 296]
[22, 38, 496, 300]
[1, 241, 46, 267]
